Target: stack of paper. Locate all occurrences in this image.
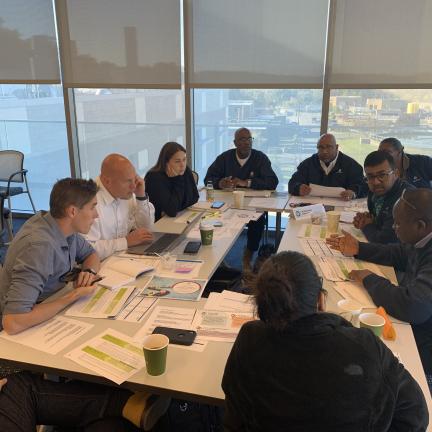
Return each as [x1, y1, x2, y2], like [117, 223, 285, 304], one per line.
[317, 256, 385, 282]
[334, 281, 376, 308]
[204, 290, 255, 314]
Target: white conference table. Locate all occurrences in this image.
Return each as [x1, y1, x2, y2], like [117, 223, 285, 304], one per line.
[0, 214, 249, 405]
[198, 188, 289, 243]
[278, 216, 432, 417]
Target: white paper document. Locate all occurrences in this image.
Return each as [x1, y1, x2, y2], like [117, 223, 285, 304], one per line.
[334, 281, 377, 308]
[317, 256, 385, 282]
[192, 310, 255, 342]
[99, 257, 154, 290]
[340, 211, 357, 224]
[65, 285, 137, 319]
[65, 329, 146, 385]
[300, 238, 344, 257]
[298, 223, 366, 241]
[204, 291, 255, 314]
[115, 294, 157, 322]
[345, 199, 368, 213]
[0, 316, 93, 355]
[309, 184, 345, 198]
[133, 306, 207, 352]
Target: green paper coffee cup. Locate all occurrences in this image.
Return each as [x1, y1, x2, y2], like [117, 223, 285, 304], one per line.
[200, 223, 214, 246]
[359, 313, 385, 337]
[142, 334, 169, 376]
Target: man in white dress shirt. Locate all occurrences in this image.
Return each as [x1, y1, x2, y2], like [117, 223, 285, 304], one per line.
[85, 154, 155, 259]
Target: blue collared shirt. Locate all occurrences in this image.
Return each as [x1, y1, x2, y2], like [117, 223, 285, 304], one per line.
[0, 211, 94, 325]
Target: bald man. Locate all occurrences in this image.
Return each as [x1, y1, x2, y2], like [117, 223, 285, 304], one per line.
[327, 188, 432, 376]
[204, 128, 279, 270]
[288, 133, 366, 200]
[85, 154, 155, 260]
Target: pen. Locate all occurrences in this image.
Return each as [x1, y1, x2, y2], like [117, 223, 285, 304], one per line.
[186, 212, 198, 224]
[176, 259, 203, 263]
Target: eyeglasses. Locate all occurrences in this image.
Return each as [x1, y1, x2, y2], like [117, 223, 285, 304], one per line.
[365, 170, 394, 183]
[399, 189, 417, 210]
[237, 137, 254, 143]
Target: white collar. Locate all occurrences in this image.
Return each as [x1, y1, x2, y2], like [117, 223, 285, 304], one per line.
[415, 230, 432, 248]
[319, 151, 339, 176]
[96, 176, 117, 206]
[236, 151, 251, 166]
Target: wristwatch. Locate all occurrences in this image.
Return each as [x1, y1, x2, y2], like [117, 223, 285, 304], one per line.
[83, 268, 97, 275]
[247, 179, 252, 188]
[136, 193, 149, 201]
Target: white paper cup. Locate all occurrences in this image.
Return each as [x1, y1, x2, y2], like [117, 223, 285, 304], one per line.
[327, 211, 341, 233]
[337, 299, 362, 326]
[233, 191, 245, 208]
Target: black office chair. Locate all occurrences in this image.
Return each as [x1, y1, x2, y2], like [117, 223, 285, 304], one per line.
[192, 170, 199, 185]
[0, 150, 36, 235]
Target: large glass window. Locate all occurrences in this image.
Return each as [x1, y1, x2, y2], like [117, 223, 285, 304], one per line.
[0, 84, 69, 211]
[75, 89, 185, 179]
[193, 89, 323, 191]
[329, 89, 432, 166]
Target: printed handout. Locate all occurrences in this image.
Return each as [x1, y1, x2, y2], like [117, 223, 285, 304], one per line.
[318, 256, 385, 282]
[192, 310, 255, 342]
[133, 306, 207, 352]
[141, 276, 207, 301]
[0, 316, 93, 355]
[65, 329, 146, 385]
[65, 285, 137, 319]
[334, 281, 376, 309]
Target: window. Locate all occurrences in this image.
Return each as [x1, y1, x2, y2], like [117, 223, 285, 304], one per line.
[329, 89, 432, 166]
[0, 84, 69, 211]
[75, 89, 185, 179]
[193, 89, 322, 191]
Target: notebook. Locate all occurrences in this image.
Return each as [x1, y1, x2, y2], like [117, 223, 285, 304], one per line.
[98, 257, 154, 290]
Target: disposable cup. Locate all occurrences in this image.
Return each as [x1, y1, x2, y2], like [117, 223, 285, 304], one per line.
[359, 313, 385, 337]
[327, 211, 341, 233]
[200, 223, 214, 246]
[233, 191, 245, 208]
[142, 334, 169, 376]
[337, 299, 363, 326]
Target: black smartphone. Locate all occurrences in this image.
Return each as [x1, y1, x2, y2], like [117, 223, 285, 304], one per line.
[183, 241, 201, 254]
[152, 326, 197, 346]
[211, 201, 225, 209]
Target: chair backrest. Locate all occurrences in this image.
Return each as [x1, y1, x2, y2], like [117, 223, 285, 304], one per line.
[0, 195, 5, 237]
[0, 150, 24, 183]
[192, 170, 199, 185]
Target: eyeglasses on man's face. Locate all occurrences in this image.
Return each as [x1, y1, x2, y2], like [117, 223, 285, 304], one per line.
[237, 137, 254, 143]
[365, 170, 394, 183]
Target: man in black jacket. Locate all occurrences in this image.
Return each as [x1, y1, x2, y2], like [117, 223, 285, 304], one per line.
[379, 137, 432, 188]
[288, 133, 366, 199]
[327, 188, 432, 376]
[353, 150, 414, 243]
[204, 128, 279, 270]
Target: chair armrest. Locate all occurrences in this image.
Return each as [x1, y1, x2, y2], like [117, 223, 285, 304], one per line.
[5, 169, 27, 194]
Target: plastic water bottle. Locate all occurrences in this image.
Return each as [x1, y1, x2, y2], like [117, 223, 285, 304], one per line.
[206, 181, 214, 202]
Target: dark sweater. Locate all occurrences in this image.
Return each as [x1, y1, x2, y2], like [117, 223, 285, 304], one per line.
[359, 238, 432, 374]
[204, 149, 278, 190]
[145, 168, 199, 221]
[288, 152, 367, 198]
[222, 314, 427, 432]
[402, 153, 432, 189]
[363, 179, 414, 243]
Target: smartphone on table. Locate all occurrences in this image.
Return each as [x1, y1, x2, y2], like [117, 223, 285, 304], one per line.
[211, 201, 225, 209]
[183, 241, 201, 254]
[152, 326, 197, 345]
